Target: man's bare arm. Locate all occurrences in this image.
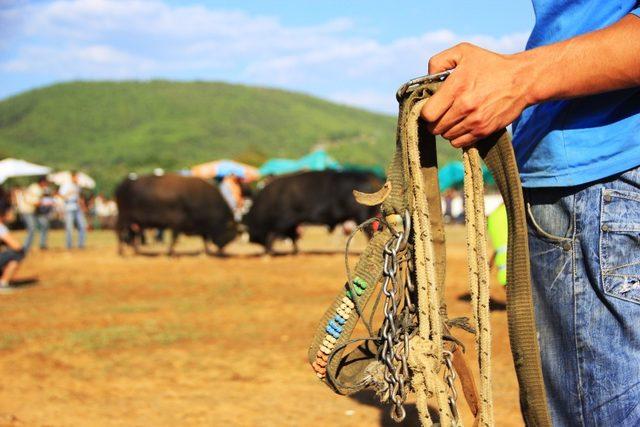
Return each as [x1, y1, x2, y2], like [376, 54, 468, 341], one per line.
[1, 233, 23, 252]
[421, 14, 640, 147]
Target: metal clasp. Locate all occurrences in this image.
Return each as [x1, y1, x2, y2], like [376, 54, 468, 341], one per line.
[395, 70, 452, 101]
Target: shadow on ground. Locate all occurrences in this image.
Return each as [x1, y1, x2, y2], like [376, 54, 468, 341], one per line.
[11, 277, 39, 288]
[129, 249, 204, 258]
[349, 389, 439, 426]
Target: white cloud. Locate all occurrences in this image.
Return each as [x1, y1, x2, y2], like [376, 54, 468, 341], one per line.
[0, 0, 528, 112]
[329, 89, 400, 114]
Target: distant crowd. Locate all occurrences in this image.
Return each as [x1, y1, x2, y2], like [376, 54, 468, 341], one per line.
[0, 171, 118, 292]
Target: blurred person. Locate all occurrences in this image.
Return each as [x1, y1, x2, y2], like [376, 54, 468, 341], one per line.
[105, 197, 118, 229]
[93, 193, 106, 229]
[20, 176, 50, 252]
[219, 174, 244, 221]
[59, 171, 87, 249]
[83, 191, 96, 230]
[0, 198, 25, 292]
[35, 180, 55, 250]
[94, 194, 118, 229]
[11, 187, 35, 234]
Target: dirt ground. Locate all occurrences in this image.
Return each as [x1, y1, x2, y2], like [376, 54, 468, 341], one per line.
[0, 227, 525, 427]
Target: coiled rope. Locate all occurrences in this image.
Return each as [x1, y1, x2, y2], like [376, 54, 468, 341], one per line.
[308, 75, 552, 427]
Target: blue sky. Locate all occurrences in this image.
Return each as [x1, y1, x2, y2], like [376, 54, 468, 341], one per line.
[0, 0, 535, 113]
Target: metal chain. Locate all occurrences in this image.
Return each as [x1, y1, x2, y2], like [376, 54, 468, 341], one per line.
[379, 211, 414, 422]
[443, 350, 462, 426]
[375, 210, 463, 425]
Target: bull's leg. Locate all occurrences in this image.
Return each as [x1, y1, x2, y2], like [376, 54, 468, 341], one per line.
[133, 233, 141, 254]
[167, 230, 178, 256]
[203, 236, 215, 256]
[288, 227, 301, 255]
[264, 233, 276, 255]
[117, 235, 125, 256]
[131, 224, 142, 254]
[116, 224, 126, 256]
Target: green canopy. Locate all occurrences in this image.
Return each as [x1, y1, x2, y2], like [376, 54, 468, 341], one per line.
[438, 161, 495, 191]
[259, 150, 341, 176]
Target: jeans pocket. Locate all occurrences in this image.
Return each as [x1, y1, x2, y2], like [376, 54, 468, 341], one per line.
[599, 188, 640, 305]
[525, 191, 574, 246]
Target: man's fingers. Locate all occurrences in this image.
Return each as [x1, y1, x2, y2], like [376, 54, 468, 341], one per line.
[421, 77, 456, 124]
[441, 119, 468, 141]
[450, 133, 477, 148]
[428, 103, 466, 136]
[428, 44, 465, 74]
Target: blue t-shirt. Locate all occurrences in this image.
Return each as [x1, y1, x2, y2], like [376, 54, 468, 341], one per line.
[512, 1, 640, 188]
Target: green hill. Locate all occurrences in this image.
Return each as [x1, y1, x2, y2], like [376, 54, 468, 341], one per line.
[0, 80, 457, 192]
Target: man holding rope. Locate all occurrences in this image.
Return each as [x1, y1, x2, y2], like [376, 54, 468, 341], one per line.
[422, 2, 640, 426]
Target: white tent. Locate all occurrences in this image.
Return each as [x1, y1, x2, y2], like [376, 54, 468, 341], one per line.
[48, 171, 96, 189]
[0, 158, 52, 184]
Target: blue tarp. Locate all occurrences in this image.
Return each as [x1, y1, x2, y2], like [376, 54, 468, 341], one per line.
[259, 150, 341, 176]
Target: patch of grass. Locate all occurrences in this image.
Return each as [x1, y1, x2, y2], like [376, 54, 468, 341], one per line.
[61, 321, 206, 351]
[0, 334, 23, 350]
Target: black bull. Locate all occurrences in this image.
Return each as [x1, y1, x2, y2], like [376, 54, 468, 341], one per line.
[244, 170, 384, 253]
[115, 174, 237, 255]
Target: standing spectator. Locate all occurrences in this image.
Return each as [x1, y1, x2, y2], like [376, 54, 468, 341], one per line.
[219, 174, 244, 221]
[13, 187, 31, 237]
[0, 199, 25, 292]
[59, 171, 87, 249]
[36, 184, 55, 250]
[19, 176, 50, 252]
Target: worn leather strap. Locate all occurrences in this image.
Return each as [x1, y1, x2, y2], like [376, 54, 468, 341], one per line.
[477, 132, 551, 427]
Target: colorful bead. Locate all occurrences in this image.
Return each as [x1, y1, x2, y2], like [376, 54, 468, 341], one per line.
[316, 358, 328, 368]
[322, 339, 335, 350]
[320, 345, 332, 355]
[326, 322, 339, 334]
[346, 289, 353, 299]
[325, 327, 340, 339]
[328, 320, 343, 333]
[354, 277, 368, 289]
[324, 335, 337, 344]
[342, 297, 354, 308]
[316, 350, 328, 362]
[329, 317, 342, 333]
[312, 361, 327, 374]
[337, 309, 350, 320]
[316, 372, 325, 379]
[334, 315, 346, 325]
[355, 286, 365, 296]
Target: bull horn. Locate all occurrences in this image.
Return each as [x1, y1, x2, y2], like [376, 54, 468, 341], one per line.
[353, 181, 392, 206]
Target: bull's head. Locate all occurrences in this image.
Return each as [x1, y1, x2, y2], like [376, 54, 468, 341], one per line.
[210, 220, 238, 250]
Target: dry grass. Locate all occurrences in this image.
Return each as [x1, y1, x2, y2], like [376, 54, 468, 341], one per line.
[0, 227, 523, 426]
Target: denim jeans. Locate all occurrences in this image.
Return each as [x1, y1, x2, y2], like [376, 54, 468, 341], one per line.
[21, 213, 49, 252]
[64, 209, 87, 249]
[526, 165, 640, 426]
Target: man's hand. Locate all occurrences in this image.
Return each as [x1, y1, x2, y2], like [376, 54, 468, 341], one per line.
[421, 43, 532, 147]
[421, 14, 640, 148]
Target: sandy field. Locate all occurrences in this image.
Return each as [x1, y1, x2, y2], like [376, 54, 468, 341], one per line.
[0, 226, 524, 427]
